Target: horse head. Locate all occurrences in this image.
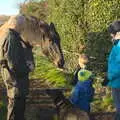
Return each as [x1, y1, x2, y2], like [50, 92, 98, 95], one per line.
[12, 15, 64, 68]
[42, 22, 64, 68]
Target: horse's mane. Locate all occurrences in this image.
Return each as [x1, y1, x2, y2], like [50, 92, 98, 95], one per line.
[0, 15, 50, 45]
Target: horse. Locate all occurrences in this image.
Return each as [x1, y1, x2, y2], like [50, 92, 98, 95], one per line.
[0, 14, 64, 68]
[0, 15, 65, 120]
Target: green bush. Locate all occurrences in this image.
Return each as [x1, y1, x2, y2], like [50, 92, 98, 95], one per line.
[48, 0, 86, 53]
[48, 0, 120, 72]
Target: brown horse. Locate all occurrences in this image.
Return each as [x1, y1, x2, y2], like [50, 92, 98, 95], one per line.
[0, 15, 64, 68]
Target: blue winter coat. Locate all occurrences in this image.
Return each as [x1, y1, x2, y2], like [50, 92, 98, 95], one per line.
[69, 80, 94, 112]
[108, 40, 120, 88]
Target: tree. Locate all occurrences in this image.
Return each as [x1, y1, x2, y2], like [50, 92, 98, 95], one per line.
[20, 0, 48, 21]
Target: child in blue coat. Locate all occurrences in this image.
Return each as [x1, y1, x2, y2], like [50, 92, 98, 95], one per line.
[69, 54, 94, 113]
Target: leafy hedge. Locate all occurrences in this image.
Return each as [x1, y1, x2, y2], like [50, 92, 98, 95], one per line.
[48, 0, 120, 72]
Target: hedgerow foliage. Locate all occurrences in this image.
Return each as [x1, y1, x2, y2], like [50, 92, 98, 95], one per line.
[48, 0, 120, 72]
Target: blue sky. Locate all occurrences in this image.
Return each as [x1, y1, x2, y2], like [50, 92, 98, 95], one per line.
[0, 0, 25, 15]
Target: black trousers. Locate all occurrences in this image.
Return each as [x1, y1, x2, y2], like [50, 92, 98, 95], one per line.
[7, 97, 26, 120]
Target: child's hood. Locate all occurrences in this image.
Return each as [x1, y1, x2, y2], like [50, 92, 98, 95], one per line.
[78, 69, 92, 82]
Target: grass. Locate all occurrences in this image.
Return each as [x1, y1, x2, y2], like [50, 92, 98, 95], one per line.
[30, 54, 73, 88]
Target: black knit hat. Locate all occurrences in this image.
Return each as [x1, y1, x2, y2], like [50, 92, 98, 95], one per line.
[108, 20, 120, 34]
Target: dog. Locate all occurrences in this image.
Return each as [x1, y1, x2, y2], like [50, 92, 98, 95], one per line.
[46, 89, 90, 120]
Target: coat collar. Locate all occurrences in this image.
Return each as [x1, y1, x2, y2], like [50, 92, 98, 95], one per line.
[114, 39, 120, 45]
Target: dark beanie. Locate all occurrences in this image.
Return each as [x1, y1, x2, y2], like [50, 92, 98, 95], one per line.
[108, 20, 120, 34]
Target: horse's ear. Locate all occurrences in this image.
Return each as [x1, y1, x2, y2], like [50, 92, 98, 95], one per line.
[50, 22, 56, 31]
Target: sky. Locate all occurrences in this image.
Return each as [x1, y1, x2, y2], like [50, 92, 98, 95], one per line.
[0, 0, 25, 15]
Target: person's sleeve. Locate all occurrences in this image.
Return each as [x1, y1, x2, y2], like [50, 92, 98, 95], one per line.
[108, 45, 120, 80]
